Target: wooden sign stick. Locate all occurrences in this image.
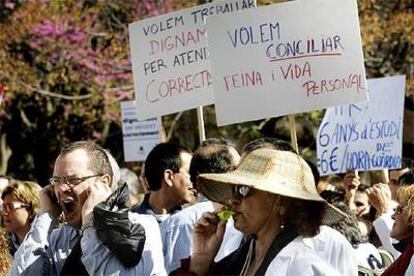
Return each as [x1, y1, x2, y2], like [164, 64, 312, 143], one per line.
[288, 115, 299, 153]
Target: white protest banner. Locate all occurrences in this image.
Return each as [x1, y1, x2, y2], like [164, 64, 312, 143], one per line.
[206, 0, 367, 126]
[121, 101, 162, 162]
[129, 0, 256, 120]
[316, 76, 405, 175]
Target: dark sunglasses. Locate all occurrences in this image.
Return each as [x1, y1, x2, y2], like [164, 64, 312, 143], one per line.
[232, 185, 252, 199]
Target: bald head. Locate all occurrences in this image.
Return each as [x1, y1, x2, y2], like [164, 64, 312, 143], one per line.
[189, 144, 240, 188]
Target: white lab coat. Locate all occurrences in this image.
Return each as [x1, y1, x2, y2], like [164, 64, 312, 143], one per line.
[373, 210, 401, 258]
[304, 226, 358, 276]
[265, 234, 342, 275]
[10, 211, 167, 276]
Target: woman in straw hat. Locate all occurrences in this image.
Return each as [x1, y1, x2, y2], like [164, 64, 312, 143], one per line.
[182, 147, 343, 276]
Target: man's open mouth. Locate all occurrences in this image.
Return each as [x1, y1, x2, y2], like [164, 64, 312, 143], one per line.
[62, 197, 77, 217]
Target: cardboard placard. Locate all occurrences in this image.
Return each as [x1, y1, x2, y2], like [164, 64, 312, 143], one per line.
[317, 76, 405, 175]
[121, 101, 162, 162]
[129, 0, 256, 120]
[206, 0, 367, 126]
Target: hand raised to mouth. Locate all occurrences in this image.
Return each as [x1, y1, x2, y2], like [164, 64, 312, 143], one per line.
[82, 182, 112, 224]
[216, 209, 235, 221]
[191, 211, 227, 275]
[40, 184, 62, 219]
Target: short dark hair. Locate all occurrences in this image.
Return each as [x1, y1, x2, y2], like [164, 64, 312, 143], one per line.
[401, 158, 413, 170]
[283, 196, 325, 237]
[398, 172, 414, 187]
[357, 183, 370, 192]
[198, 138, 231, 148]
[329, 202, 366, 247]
[242, 137, 296, 155]
[390, 158, 413, 174]
[145, 143, 191, 191]
[320, 190, 346, 203]
[318, 175, 345, 193]
[189, 144, 238, 187]
[320, 190, 368, 247]
[59, 141, 113, 177]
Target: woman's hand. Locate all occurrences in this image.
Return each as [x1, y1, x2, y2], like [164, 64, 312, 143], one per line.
[190, 212, 226, 275]
[81, 181, 112, 224]
[366, 183, 393, 216]
[344, 170, 360, 194]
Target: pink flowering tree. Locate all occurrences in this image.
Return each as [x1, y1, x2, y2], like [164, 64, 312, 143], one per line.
[0, 0, 173, 182]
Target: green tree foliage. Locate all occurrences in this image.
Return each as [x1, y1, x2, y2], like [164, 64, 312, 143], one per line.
[0, 0, 172, 182]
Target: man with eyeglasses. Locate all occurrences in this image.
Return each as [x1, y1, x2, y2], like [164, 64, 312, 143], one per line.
[131, 142, 195, 224]
[10, 141, 166, 276]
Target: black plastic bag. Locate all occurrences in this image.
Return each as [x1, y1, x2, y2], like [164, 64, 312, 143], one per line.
[93, 184, 146, 268]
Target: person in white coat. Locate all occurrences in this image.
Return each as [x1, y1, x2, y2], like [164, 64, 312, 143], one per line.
[179, 145, 345, 275]
[367, 168, 413, 259]
[9, 141, 166, 275]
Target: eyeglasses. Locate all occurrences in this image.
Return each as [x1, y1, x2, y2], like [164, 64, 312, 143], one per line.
[394, 205, 404, 215]
[232, 185, 252, 200]
[1, 202, 29, 213]
[49, 174, 103, 187]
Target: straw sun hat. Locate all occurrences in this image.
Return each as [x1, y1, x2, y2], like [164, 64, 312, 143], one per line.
[198, 148, 344, 224]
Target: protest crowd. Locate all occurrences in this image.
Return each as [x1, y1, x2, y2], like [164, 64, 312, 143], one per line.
[1, 0, 413, 275]
[0, 137, 412, 275]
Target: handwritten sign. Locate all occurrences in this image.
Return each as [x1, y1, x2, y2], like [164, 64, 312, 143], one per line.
[317, 76, 405, 175]
[121, 101, 162, 162]
[206, 0, 367, 126]
[129, 0, 256, 120]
